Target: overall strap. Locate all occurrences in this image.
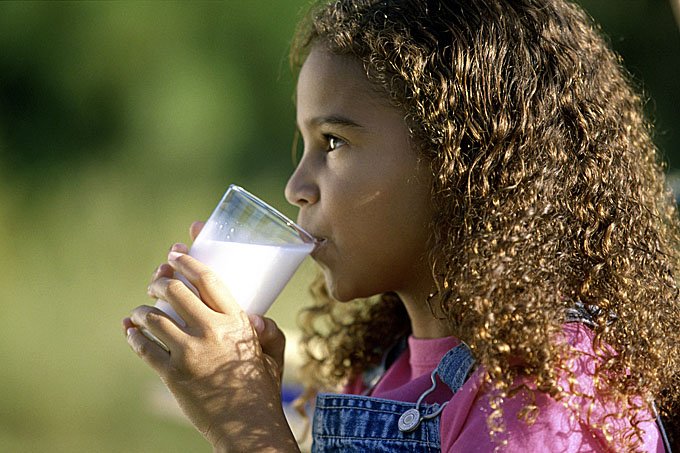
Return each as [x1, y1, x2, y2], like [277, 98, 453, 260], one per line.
[435, 343, 476, 393]
[397, 343, 476, 433]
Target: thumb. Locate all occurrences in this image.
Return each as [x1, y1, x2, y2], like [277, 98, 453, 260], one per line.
[249, 315, 286, 374]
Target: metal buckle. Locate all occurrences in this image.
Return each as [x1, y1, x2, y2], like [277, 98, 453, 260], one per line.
[398, 369, 449, 433]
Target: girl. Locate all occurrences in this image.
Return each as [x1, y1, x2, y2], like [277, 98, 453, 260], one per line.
[124, 0, 680, 451]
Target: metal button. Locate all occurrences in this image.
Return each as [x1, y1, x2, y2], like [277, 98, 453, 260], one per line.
[398, 408, 422, 432]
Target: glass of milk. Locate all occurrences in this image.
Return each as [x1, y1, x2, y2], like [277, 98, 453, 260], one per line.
[144, 184, 315, 350]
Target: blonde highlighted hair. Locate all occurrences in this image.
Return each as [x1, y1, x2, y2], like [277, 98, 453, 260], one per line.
[291, 0, 680, 448]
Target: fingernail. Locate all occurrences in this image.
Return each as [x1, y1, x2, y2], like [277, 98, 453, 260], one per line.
[168, 251, 183, 261]
[126, 327, 136, 338]
[250, 315, 265, 334]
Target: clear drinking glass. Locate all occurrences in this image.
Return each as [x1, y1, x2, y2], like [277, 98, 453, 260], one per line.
[144, 185, 315, 349]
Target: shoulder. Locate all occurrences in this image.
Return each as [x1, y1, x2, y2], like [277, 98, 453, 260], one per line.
[439, 323, 663, 452]
[441, 369, 608, 452]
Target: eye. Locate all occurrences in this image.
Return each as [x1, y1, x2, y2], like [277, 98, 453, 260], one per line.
[324, 134, 347, 152]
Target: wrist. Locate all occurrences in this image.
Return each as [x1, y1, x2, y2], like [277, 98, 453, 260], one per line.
[210, 409, 300, 453]
[213, 436, 299, 453]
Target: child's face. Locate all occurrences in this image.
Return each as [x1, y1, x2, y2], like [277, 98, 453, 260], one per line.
[286, 46, 434, 302]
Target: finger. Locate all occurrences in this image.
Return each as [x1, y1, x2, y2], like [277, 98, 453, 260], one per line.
[169, 242, 189, 254]
[249, 315, 286, 371]
[129, 304, 186, 349]
[147, 276, 210, 324]
[126, 326, 169, 375]
[166, 252, 240, 316]
[149, 263, 174, 290]
[122, 317, 134, 335]
[249, 314, 265, 336]
[190, 221, 205, 242]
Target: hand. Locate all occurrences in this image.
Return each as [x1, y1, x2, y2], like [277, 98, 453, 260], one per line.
[123, 222, 297, 452]
[188, 221, 287, 378]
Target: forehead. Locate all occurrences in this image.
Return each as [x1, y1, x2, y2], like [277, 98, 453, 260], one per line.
[296, 46, 389, 120]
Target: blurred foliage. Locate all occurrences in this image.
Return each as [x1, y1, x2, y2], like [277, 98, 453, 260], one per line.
[580, 0, 680, 167]
[0, 1, 677, 452]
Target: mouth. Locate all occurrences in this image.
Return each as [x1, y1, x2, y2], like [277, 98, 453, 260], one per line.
[310, 236, 328, 257]
[296, 220, 328, 255]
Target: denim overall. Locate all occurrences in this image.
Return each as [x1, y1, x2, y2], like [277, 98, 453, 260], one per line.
[311, 343, 475, 452]
[311, 307, 673, 452]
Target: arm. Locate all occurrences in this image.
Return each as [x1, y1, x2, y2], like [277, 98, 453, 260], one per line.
[123, 232, 299, 452]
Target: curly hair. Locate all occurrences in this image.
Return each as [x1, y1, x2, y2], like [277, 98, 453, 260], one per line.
[290, 0, 680, 448]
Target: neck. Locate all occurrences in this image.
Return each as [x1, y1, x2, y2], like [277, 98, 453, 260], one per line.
[397, 288, 453, 339]
[395, 252, 454, 339]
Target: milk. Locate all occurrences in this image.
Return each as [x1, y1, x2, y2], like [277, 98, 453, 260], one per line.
[189, 239, 314, 314]
[154, 239, 313, 327]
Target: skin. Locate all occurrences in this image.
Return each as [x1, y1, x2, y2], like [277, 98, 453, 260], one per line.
[287, 45, 448, 338]
[124, 45, 449, 452]
[124, 231, 297, 452]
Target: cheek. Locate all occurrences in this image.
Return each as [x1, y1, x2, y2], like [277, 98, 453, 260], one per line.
[317, 157, 433, 299]
[339, 167, 431, 248]
[316, 229, 390, 301]
[316, 259, 363, 302]
[365, 179, 432, 246]
[327, 209, 428, 299]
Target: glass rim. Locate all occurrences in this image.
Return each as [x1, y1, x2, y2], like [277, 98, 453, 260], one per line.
[226, 184, 315, 244]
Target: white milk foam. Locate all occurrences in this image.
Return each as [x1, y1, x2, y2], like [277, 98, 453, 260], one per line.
[155, 239, 313, 323]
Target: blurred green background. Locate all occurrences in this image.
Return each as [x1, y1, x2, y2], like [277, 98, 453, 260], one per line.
[0, 1, 678, 452]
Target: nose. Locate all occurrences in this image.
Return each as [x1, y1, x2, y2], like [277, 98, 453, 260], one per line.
[285, 158, 320, 208]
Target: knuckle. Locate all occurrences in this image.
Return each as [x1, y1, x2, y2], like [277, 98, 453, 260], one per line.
[196, 269, 218, 288]
[131, 305, 147, 316]
[165, 279, 186, 298]
[168, 352, 193, 379]
[144, 310, 163, 328]
[131, 305, 151, 324]
[166, 363, 183, 378]
[134, 340, 150, 357]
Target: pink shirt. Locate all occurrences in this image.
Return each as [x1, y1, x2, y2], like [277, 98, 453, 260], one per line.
[345, 323, 663, 452]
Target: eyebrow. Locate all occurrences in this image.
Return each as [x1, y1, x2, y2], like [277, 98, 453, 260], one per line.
[306, 115, 364, 130]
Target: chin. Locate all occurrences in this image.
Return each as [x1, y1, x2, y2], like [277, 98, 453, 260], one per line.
[323, 272, 379, 302]
[329, 289, 356, 302]
[323, 275, 353, 302]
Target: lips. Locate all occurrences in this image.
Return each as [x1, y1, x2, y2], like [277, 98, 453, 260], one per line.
[305, 234, 328, 258]
[311, 240, 328, 261]
[298, 223, 325, 244]
[297, 220, 328, 256]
